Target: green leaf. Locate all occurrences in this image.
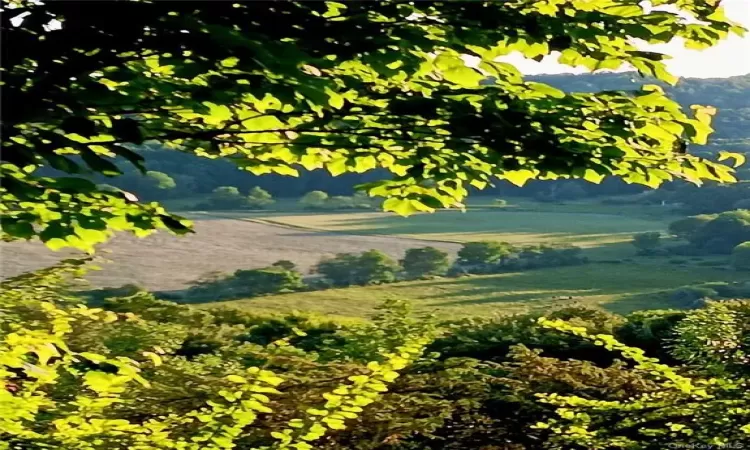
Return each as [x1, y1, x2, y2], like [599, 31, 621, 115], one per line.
[327, 157, 348, 176]
[73, 226, 109, 246]
[220, 57, 239, 68]
[683, 120, 713, 145]
[44, 238, 69, 251]
[718, 151, 746, 168]
[272, 165, 299, 176]
[526, 82, 565, 98]
[582, 169, 606, 184]
[502, 170, 536, 187]
[653, 64, 678, 86]
[227, 374, 247, 383]
[382, 198, 419, 216]
[602, 5, 642, 17]
[442, 66, 482, 87]
[325, 88, 345, 109]
[203, 102, 233, 125]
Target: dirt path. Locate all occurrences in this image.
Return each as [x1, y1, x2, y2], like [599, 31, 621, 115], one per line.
[0, 217, 460, 291]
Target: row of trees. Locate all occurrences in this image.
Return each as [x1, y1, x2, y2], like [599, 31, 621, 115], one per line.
[175, 242, 587, 303]
[668, 210, 750, 255]
[632, 213, 750, 270]
[3, 262, 749, 449]
[299, 191, 380, 211]
[198, 186, 276, 210]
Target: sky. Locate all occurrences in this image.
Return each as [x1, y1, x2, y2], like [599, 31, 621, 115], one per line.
[501, 0, 750, 78]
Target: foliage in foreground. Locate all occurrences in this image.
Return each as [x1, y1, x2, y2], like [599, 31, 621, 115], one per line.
[0, 262, 436, 449]
[2, 0, 747, 250]
[2, 262, 750, 449]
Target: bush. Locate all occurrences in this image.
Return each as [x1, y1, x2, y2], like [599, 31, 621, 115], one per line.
[676, 210, 750, 254]
[201, 186, 247, 209]
[731, 241, 750, 270]
[515, 244, 586, 269]
[315, 250, 399, 286]
[299, 192, 376, 211]
[326, 195, 355, 209]
[352, 191, 379, 209]
[632, 232, 661, 256]
[668, 214, 715, 240]
[457, 241, 514, 266]
[669, 286, 717, 308]
[299, 190, 329, 209]
[400, 247, 451, 279]
[271, 260, 297, 271]
[246, 186, 275, 209]
[186, 266, 304, 301]
[617, 310, 687, 361]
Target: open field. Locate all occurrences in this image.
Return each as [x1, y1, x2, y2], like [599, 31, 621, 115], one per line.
[2, 196, 733, 319]
[208, 260, 746, 320]
[254, 201, 673, 259]
[0, 215, 459, 291]
[0, 199, 670, 289]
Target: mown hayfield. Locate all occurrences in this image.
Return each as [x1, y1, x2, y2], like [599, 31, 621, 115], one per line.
[208, 260, 745, 320]
[0, 215, 459, 291]
[254, 199, 674, 259]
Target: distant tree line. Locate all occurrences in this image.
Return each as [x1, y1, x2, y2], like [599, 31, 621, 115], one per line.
[158, 241, 587, 303]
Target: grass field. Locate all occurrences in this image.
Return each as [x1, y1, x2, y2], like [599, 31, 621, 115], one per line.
[209, 260, 745, 320]
[253, 199, 674, 259]
[4, 196, 741, 320]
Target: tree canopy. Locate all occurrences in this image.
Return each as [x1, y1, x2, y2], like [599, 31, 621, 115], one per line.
[1, 0, 747, 250]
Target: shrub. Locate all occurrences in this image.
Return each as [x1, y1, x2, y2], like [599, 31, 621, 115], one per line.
[668, 214, 715, 240]
[535, 317, 750, 448]
[247, 186, 275, 209]
[271, 260, 297, 271]
[669, 286, 717, 308]
[327, 195, 356, 209]
[515, 244, 586, 269]
[617, 309, 687, 361]
[352, 191, 378, 209]
[400, 247, 451, 279]
[457, 241, 514, 266]
[0, 264, 437, 450]
[671, 300, 750, 375]
[732, 241, 750, 270]
[186, 266, 304, 301]
[299, 192, 376, 211]
[299, 190, 329, 209]
[632, 232, 661, 255]
[690, 210, 750, 254]
[315, 250, 399, 286]
[202, 185, 248, 209]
